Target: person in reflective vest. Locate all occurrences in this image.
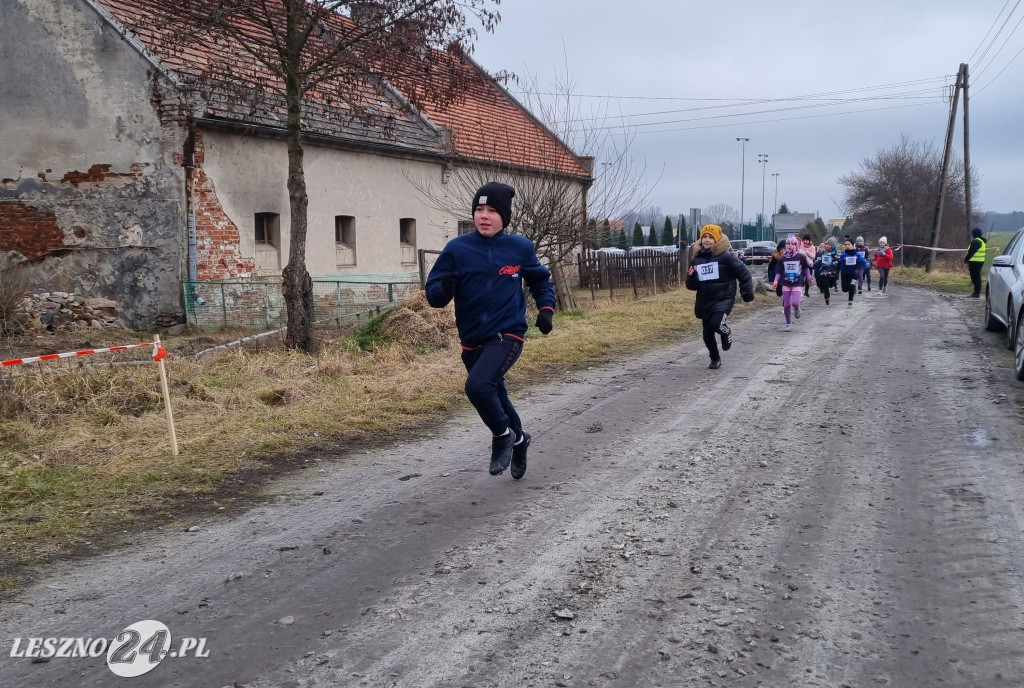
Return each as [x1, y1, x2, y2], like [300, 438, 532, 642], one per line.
[964, 227, 987, 298]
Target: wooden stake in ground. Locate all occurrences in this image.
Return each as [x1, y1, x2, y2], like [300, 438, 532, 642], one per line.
[153, 334, 179, 456]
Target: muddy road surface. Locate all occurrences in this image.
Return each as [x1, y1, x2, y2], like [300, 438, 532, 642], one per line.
[3, 285, 1024, 688]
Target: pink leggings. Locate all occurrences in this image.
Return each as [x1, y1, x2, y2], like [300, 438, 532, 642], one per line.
[782, 286, 802, 324]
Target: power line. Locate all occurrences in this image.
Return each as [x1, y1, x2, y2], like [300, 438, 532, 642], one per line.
[511, 76, 950, 104]
[544, 88, 943, 126]
[973, 9, 1024, 81]
[975, 41, 1024, 93]
[623, 101, 940, 136]
[577, 92, 948, 132]
[968, 0, 1015, 64]
[972, 0, 1022, 75]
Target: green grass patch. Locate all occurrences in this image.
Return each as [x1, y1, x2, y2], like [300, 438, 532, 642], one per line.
[349, 311, 389, 351]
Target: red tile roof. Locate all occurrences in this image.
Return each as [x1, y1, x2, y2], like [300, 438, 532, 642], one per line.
[391, 48, 592, 179]
[90, 0, 590, 179]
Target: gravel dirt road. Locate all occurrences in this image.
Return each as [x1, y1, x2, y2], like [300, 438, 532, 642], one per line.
[3, 284, 1024, 688]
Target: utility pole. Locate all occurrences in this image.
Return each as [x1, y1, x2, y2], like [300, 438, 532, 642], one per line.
[963, 63, 972, 236]
[926, 64, 965, 273]
[899, 204, 905, 268]
[758, 154, 770, 241]
[737, 138, 749, 240]
[772, 172, 780, 239]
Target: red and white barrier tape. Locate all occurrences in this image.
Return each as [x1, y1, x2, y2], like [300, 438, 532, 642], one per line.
[896, 244, 1000, 253]
[1, 342, 166, 367]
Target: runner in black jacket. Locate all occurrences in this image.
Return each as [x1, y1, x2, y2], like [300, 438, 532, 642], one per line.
[685, 224, 755, 369]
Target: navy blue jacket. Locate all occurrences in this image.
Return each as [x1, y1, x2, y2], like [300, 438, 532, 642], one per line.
[425, 230, 555, 347]
[838, 248, 869, 275]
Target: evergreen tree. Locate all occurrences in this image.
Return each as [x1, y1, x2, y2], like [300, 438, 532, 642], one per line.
[662, 216, 674, 246]
[632, 222, 644, 248]
[648, 224, 659, 246]
[678, 217, 687, 246]
[616, 230, 628, 250]
[586, 219, 599, 249]
[599, 219, 611, 249]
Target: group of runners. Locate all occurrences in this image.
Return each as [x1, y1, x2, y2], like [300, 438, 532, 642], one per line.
[684, 224, 903, 367]
[766, 233, 901, 323]
[426, 186, 906, 480]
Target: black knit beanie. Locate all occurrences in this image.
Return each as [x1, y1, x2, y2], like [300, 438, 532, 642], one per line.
[472, 182, 515, 229]
[972, 227, 983, 238]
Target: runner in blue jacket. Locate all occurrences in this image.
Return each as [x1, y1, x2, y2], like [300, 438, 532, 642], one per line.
[838, 238, 869, 308]
[426, 182, 555, 480]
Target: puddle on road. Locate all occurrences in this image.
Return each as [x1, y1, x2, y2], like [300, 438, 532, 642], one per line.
[963, 427, 991, 448]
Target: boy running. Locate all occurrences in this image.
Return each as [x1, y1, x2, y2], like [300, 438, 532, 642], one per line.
[839, 238, 870, 308]
[426, 182, 554, 480]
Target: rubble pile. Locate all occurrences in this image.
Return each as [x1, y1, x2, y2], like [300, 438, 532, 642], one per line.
[13, 292, 127, 333]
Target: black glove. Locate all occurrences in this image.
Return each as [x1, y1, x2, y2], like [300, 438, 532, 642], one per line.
[536, 308, 553, 334]
[440, 273, 459, 299]
[741, 291, 755, 302]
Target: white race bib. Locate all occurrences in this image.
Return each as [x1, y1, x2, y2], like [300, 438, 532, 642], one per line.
[845, 256, 857, 265]
[696, 262, 720, 281]
[822, 255, 833, 265]
[783, 260, 800, 273]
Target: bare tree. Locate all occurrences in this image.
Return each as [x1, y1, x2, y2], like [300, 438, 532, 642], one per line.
[702, 203, 739, 226]
[139, 0, 499, 352]
[839, 134, 980, 266]
[408, 64, 654, 309]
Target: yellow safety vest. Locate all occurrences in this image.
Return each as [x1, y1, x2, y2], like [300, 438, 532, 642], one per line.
[968, 237, 986, 263]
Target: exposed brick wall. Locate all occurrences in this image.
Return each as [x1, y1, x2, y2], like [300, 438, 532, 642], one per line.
[192, 134, 257, 280]
[55, 163, 147, 188]
[0, 202, 67, 259]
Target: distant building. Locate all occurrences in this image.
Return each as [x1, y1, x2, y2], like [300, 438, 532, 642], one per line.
[772, 212, 817, 241]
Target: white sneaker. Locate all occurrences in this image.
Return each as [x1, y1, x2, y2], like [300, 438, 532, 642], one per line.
[784, 323, 792, 331]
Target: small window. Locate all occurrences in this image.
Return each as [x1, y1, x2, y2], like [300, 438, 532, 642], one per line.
[335, 215, 355, 248]
[458, 220, 475, 236]
[400, 217, 416, 264]
[400, 218, 416, 246]
[255, 213, 279, 246]
[335, 215, 356, 266]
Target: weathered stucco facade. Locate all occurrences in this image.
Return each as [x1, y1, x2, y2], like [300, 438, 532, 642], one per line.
[1, 0, 592, 329]
[194, 129, 458, 279]
[1, 0, 188, 328]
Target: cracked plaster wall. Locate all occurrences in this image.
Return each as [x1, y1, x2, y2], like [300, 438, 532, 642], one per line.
[0, 0, 187, 329]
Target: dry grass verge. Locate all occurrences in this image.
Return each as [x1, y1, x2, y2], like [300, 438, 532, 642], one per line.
[891, 264, 979, 294]
[0, 286, 766, 594]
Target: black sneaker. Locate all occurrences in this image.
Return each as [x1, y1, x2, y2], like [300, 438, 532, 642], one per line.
[709, 359, 722, 369]
[510, 432, 530, 480]
[490, 432, 514, 475]
[720, 327, 733, 351]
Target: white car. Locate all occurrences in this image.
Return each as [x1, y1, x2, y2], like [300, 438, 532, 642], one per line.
[985, 228, 1024, 357]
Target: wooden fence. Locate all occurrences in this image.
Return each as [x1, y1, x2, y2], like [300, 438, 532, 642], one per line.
[577, 250, 683, 297]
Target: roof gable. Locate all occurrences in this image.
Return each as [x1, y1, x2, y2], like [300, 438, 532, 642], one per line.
[88, 0, 589, 179]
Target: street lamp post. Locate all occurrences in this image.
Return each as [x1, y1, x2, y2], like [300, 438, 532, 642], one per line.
[736, 137, 749, 240]
[772, 172, 780, 240]
[758, 154, 770, 241]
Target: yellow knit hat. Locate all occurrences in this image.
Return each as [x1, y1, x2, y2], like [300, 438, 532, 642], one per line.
[700, 224, 723, 243]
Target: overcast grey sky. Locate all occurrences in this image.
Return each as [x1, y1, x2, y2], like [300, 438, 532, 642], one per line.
[471, 1, 1024, 224]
